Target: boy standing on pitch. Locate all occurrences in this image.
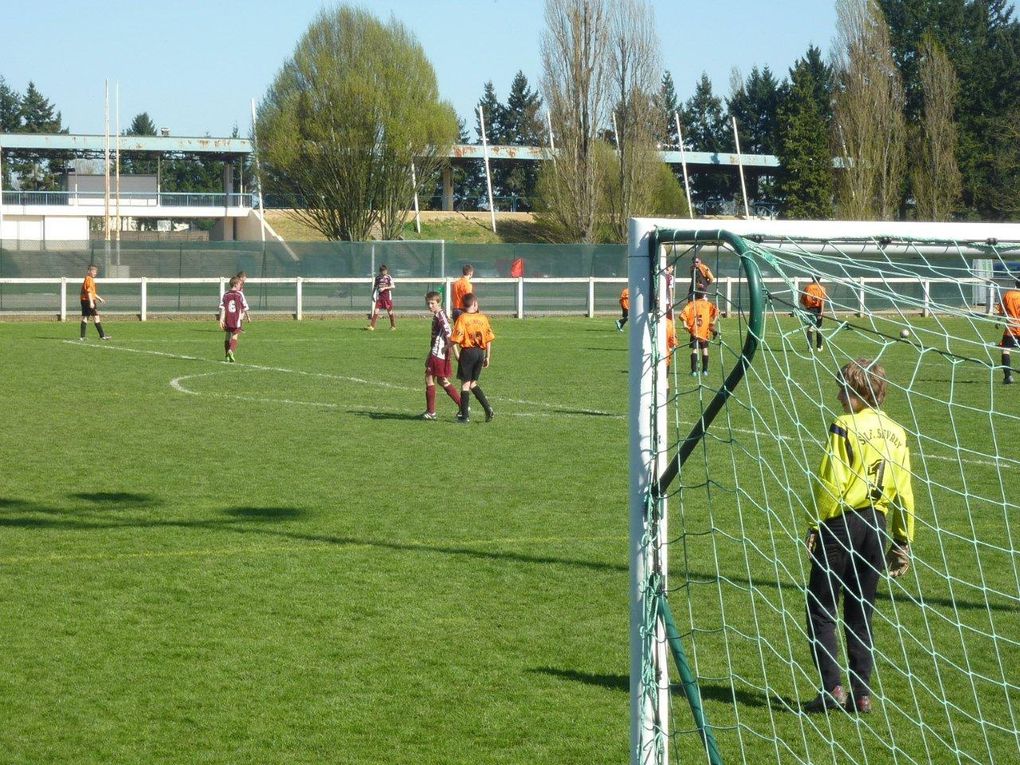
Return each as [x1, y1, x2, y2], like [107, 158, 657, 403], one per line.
[803, 359, 915, 715]
[450, 293, 495, 423]
[79, 264, 111, 340]
[219, 276, 247, 362]
[368, 264, 396, 331]
[616, 286, 630, 331]
[451, 264, 474, 321]
[678, 290, 719, 376]
[801, 275, 828, 351]
[422, 290, 462, 420]
[995, 276, 1020, 384]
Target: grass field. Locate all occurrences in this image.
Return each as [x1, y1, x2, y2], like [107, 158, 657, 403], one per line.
[1, 314, 1017, 764]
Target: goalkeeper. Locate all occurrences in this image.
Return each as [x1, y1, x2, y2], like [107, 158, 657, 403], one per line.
[803, 358, 915, 715]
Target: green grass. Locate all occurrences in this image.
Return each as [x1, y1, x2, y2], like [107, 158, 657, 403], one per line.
[0, 315, 1017, 764]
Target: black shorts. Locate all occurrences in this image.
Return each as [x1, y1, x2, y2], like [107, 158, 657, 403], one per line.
[80, 300, 98, 318]
[1002, 331, 1020, 349]
[689, 338, 709, 350]
[457, 347, 486, 382]
[806, 307, 823, 328]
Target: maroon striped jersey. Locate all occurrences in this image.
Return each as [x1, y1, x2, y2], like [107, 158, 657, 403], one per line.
[220, 289, 245, 328]
[429, 309, 453, 360]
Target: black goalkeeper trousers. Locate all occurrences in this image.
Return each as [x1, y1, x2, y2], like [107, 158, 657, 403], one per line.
[806, 507, 886, 698]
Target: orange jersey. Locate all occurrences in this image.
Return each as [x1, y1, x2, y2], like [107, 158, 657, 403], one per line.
[620, 288, 630, 311]
[80, 275, 97, 302]
[679, 299, 719, 341]
[451, 277, 473, 312]
[998, 289, 1020, 337]
[451, 311, 495, 349]
[665, 317, 679, 367]
[801, 282, 827, 310]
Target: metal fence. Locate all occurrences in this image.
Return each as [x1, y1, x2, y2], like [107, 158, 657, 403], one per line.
[0, 275, 1002, 321]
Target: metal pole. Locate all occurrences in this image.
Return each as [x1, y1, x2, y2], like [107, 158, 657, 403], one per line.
[0, 135, 5, 243]
[250, 99, 268, 266]
[546, 110, 556, 155]
[732, 116, 750, 218]
[478, 105, 497, 234]
[104, 81, 110, 265]
[115, 83, 121, 265]
[410, 159, 422, 234]
[673, 112, 694, 219]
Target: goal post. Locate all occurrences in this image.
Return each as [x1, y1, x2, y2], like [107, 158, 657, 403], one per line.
[629, 218, 1020, 765]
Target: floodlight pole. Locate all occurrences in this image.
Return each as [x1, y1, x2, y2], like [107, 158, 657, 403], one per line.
[115, 82, 121, 265]
[104, 81, 111, 268]
[249, 99, 267, 247]
[478, 105, 497, 234]
[0, 135, 5, 243]
[674, 112, 694, 220]
[410, 158, 422, 234]
[732, 117, 750, 218]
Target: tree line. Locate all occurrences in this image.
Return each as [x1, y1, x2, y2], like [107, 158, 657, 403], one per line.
[5, 0, 1020, 241]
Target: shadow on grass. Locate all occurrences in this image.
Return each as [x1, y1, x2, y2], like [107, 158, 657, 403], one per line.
[0, 496, 626, 574]
[532, 667, 776, 710]
[346, 410, 426, 421]
[71, 491, 159, 507]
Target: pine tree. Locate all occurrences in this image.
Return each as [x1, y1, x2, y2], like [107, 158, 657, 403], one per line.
[777, 60, 833, 219]
[501, 71, 544, 210]
[0, 78, 21, 188]
[16, 81, 66, 190]
[653, 70, 680, 147]
[682, 73, 735, 213]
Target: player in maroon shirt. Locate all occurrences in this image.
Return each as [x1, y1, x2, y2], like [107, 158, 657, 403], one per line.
[422, 291, 462, 419]
[368, 264, 396, 331]
[218, 276, 247, 362]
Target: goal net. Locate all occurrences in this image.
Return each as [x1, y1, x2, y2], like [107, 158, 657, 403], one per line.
[628, 219, 1020, 765]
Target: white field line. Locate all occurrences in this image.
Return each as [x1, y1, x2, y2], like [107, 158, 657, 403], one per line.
[66, 341, 1009, 466]
[65, 340, 619, 418]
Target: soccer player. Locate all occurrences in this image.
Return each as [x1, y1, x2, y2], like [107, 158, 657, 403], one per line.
[688, 255, 714, 299]
[450, 293, 495, 423]
[217, 270, 251, 321]
[801, 275, 828, 351]
[218, 276, 247, 362]
[678, 291, 719, 376]
[616, 287, 629, 331]
[803, 358, 915, 715]
[79, 264, 111, 341]
[368, 264, 396, 331]
[451, 264, 474, 321]
[995, 276, 1020, 384]
[422, 290, 462, 420]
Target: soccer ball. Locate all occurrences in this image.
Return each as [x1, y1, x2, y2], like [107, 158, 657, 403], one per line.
[900, 328, 911, 339]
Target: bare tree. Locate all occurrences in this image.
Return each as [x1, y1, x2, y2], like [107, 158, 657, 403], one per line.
[912, 35, 961, 221]
[538, 0, 612, 242]
[832, 0, 906, 220]
[605, 0, 664, 240]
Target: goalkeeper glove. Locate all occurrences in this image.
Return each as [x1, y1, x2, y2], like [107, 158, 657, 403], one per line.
[805, 529, 818, 555]
[886, 541, 911, 578]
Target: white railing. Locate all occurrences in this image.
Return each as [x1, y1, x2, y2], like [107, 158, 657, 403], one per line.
[0, 276, 1001, 321]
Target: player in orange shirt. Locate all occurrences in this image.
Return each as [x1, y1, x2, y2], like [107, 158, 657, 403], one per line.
[665, 316, 679, 369]
[801, 275, 829, 351]
[995, 276, 1020, 385]
[450, 293, 496, 423]
[678, 291, 719, 376]
[688, 256, 714, 299]
[79, 264, 111, 341]
[451, 264, 474, 321]
[616, 287, 630, 331]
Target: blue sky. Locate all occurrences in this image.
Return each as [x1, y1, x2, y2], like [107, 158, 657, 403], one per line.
[3, 0, 837, 138]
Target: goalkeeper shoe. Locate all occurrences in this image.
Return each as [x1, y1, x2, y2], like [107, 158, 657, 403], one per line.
[803, 685, 847, 714]
[845, 695, 872, 714]
[485, 409, 495, 422]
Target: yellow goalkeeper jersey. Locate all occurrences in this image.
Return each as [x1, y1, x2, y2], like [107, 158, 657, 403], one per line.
[811, 407, 915, 544]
